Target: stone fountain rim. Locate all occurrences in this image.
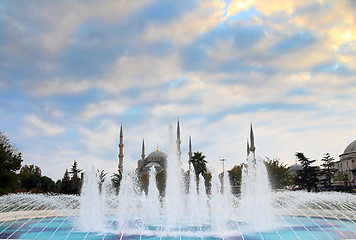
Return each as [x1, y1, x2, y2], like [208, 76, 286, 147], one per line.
[1, 209, 355, 222]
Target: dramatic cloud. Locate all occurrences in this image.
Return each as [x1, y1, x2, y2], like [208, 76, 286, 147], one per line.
[144, 0, 226, 44]
[1, 0, 355, 180]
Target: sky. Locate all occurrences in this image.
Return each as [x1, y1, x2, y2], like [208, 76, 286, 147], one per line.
[1, 0, 356, 181]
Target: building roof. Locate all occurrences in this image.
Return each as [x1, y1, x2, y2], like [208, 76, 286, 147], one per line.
[146, 150, 168, 159]
[344, 140, 356, 154]
[288, 163, 302, 172]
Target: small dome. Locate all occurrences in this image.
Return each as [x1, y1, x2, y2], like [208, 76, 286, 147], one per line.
[147, 150, 168, 159]
[344, 140, 356, 154]
[288, 163, 302, 172]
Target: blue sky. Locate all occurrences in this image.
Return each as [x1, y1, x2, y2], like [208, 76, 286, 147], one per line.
[1, 0, 356, 180]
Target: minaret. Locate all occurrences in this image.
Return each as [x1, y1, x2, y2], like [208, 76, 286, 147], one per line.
[247, 139, 250, 157]
[249, 122, 256, 155]
[118, 123, 124, 174]
[141, 138, 145, 160]
[188, 135, 192, 169]
[176, 118, 182, 165]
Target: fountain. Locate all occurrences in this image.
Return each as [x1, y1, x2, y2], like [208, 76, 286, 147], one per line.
[0, 124, 356, 239]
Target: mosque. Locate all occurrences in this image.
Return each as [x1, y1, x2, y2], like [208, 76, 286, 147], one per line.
[336, 140, 356, 181]
[117, 120, 258, 177]
[287, 139, 356, 182]
[117, 119, 355, 183]
[117, 119, 193, 174]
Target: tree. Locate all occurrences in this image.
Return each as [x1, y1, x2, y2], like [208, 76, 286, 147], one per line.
[228, 164, 244, 187]
[40, 176, 57, 192]
[139, 172, 149, 195]
[0, 131, 23, 194]
[60, 169, 72, 194]
[264, 157, 293, 189]
[69, 160, 82, 194]
[189, 152, 207, 178]
[294, 152, 319, 192]
[202, 172, 212, 194]
[19, 165, 42, 192]
[333, 171, 349, 181]
[55, 180, 62, 192]
[0, 131, 23, 172]
[156, 170, 166, 196]
[333, 171, 350, 191]
[97, 169, 107, 193]
[320, 153, 337, 189]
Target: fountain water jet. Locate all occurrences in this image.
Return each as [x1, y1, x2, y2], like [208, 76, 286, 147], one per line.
[79, 165, 105, 232]
[1, 123, 356, 239]
[240, 153, 275, 231]
[145, 166, 161, 222]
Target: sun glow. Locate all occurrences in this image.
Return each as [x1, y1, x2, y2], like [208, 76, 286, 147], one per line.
[341, 30, 352, 41]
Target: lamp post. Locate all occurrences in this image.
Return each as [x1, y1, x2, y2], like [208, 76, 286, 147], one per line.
[220, 158, 226, 192]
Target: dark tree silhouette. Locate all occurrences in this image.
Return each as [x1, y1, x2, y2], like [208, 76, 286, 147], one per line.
[295, 152, 319, 192]
[69, 160, 82, 194]
[19, 165, 42, 191]
[0, 131, 23, 194]
[189, 151, 207, 177]
[320, 153, 337, 189]
[40, 176, 57, 192]
[111, 170, 122, 194]
[60, 169, 72, 194]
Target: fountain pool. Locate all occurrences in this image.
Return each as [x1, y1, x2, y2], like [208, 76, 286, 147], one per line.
[0, 191, 355, 240]
[1, 157, 355, 240]
[0, 124, 355, 240]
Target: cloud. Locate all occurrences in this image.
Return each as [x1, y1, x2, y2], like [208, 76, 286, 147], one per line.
[253, 0, 311, 15]
[99, 53, 182, 93]
[32, 0, 154, 52]
[78, 119, 120, 155]
[271, 31, 316, 53]
[227, 0, 253, 16]
[24, 115, 66, 137]
[260, 0, 355, 60]
[2, 0, 356, 182]
[337, 43, 356, 71]
[79, 100, 127, 121]
[138, 0, 197, 23]
[30, 79, 92, 96]
[224, 0, 356, 73]
[144, 0, 226, 44]
[179, 21, 267, 73]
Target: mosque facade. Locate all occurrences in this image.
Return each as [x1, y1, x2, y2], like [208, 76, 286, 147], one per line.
[336, 140, 356, 181]
[117, 120, 193, 175]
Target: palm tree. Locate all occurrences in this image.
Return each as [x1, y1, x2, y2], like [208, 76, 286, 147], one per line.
[97, 169, 107, 193]
[189, 151, 207, 177]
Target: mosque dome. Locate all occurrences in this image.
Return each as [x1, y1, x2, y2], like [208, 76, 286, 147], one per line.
[288, 163, 302, 176]
[288, 164, 302, 172]
[146, 149, 168, 161]
[344, 140, 356, 154]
